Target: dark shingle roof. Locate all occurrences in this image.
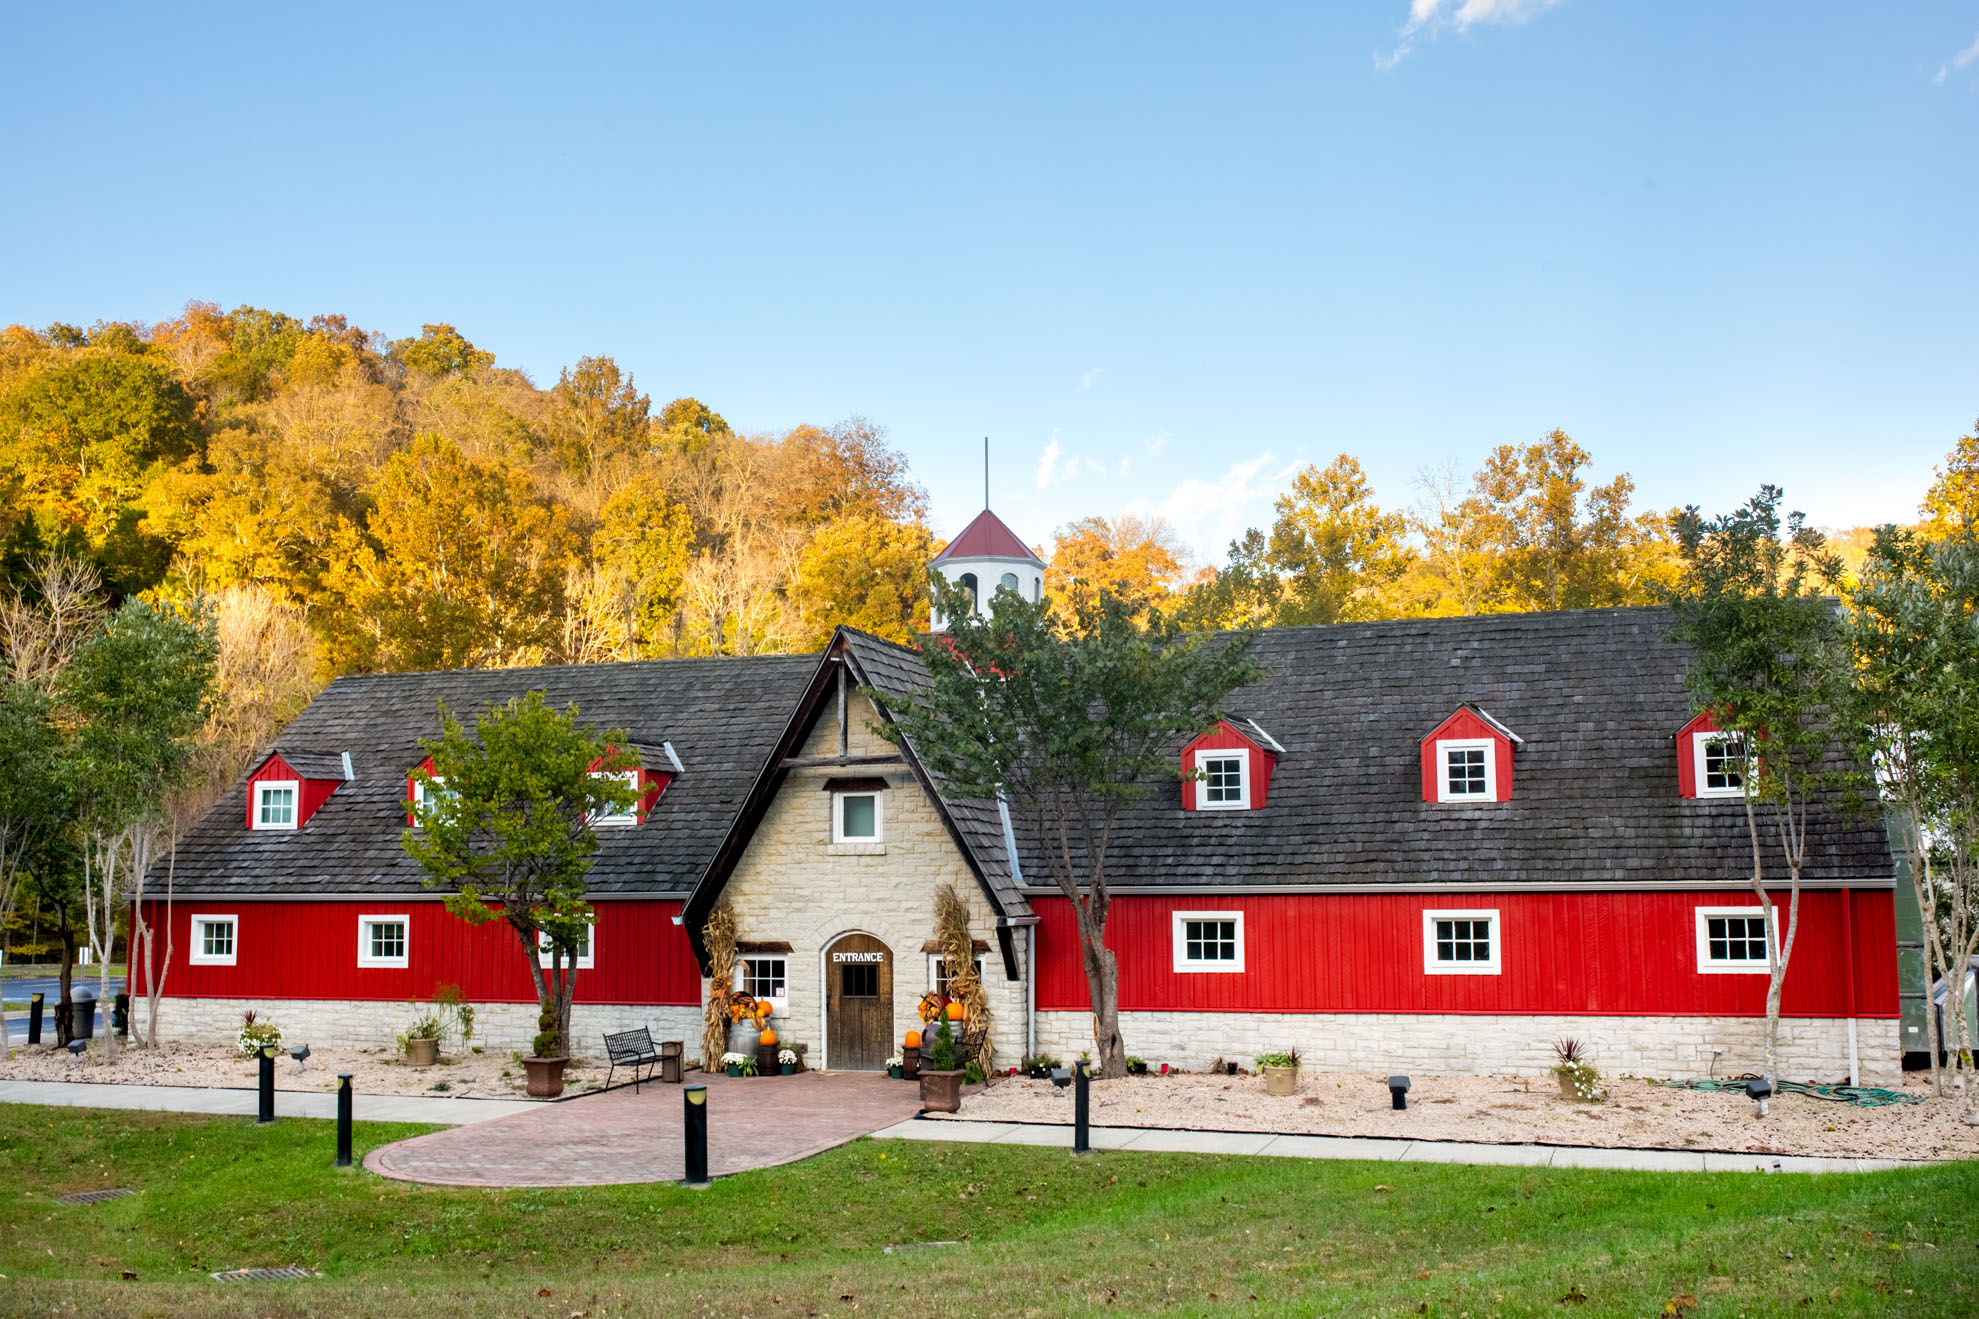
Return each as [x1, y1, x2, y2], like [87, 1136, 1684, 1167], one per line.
[1011, 606, 1890, 889]
[165, 654, 816, 896]
[267, 748, 349, 781]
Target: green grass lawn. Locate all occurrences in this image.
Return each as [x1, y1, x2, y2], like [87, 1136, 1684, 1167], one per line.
[0, 1106, 1971, 1317]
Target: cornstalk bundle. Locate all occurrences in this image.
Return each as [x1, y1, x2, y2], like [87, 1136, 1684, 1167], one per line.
[934, 883, 994, 1076]
[702, 905, 737, 1068]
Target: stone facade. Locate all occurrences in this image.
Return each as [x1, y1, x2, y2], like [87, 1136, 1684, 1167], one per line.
[1034, 1009, 1900, 1085]
[715, 690, 1028, 1071]
[137, 995, 704, 1058]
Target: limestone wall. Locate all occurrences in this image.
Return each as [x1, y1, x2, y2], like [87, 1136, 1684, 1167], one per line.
[715, 689, 1028, 1070]
[1034, 1009, 1900, 1085]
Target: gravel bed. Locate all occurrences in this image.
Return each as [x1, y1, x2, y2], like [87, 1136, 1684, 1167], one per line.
[0, 1040, 618, 1100]
[934, 1070, 1979, 1161]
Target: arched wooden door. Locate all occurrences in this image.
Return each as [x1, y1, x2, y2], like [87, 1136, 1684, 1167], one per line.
[825, 932, 893, 1071]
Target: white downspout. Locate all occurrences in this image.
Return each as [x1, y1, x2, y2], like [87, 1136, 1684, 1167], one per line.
[1026, 925, 1037, 1062]
[1847, 1019, 1860, 1088]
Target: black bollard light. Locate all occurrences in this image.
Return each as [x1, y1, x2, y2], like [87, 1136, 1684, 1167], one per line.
[1072, 1058, 1092, 1155]
[1745, 1077, 1774, 1118]
[1388, 1076, 1411, 1110]
[682, 1084, 710, 1187]
[335, 1073, 353, 1167]
[27, 992, 44, 1045]
[257, 1046, 276, 1124]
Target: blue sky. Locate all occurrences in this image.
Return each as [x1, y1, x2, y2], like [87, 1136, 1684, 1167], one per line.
[4, 4, 1976, 559]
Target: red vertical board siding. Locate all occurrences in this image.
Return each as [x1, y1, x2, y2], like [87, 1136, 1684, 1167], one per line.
[245, 755, 343, 829]
[150, 899, 699, 1006]
[1034, 890, 1897, 1018]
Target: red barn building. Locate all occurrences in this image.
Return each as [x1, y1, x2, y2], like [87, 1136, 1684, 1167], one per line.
[142, 525, 1901, 1083]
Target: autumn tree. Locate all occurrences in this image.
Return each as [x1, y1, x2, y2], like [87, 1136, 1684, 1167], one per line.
[544, 355, 651, 511]
[319, 434, 575, 672]
[1919, 421, 1979, 539]
[793, 514, 934, 648]
[393, 323, 495, 379]
[1266, 454, 1413, 624]
[580, 472, 695, 659]
[1046, 514, 1188, 624]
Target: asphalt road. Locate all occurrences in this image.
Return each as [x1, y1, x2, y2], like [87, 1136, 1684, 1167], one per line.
[3, 975, 124, 1044]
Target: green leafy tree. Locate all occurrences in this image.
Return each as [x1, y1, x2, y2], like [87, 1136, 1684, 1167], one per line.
[588, 472, 695, 658]
[0, 680, 65, 965]
[1846, 522, 1979, 1119]
[1919, 422, 1979, 540]
[58, 597, 218, 1057]
[401, 692, 637, 1059]
[1266, 454, 1414, 624]
[871, 579, 1260, 1077]
[1665, 486, 1856, 1085]
[1175, 529, 1283, 632]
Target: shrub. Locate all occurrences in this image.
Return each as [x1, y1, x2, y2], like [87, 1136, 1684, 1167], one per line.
[1255, 1048, 1301, 1070]
[930, 1017, 959, 1071]
[236, 1010, 282, 1057]
[1551, 1037, 1601, 1100]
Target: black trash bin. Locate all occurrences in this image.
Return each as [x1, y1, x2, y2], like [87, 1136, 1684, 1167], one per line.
[70, 994, 96, 1040]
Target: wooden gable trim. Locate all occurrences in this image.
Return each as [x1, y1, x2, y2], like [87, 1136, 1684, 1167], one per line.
[681, 628, 1015, 976]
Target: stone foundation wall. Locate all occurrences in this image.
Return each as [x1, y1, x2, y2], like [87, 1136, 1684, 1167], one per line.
[138, 997, 705, 1060]
[1034, 1010, 1901, 1085]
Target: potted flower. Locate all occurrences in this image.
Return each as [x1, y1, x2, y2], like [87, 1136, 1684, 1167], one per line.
[887, 1052, 904, 1080]
[721, 1051, 748, 1078]
[399, 1012, 444, 1067]
[756, 1026, 780, 1077]
[918, 1016, 966, 1113]
[778, 1048, 798, 1076]
[1256, 1048, 1301, 1097]
[236, 1010, 282, 1059]
[1551, 1037, 1600, 1102]
[1126, 1055, 1149, 1076]
[1023, 1054, 1061, 1080]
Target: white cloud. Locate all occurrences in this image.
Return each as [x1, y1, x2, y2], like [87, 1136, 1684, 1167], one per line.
[1035, 435, 1082, 489]
[1118, 456, 1133, 476]
[1939, 30, 1979, 83]
[1080, 367, 1104, 389]
[1142, 452, 1301, 556]
[1144, 430, 1169, 455]
[1381, 0, 1565, 69]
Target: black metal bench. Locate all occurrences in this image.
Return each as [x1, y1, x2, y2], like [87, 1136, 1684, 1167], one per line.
[603, 1027, 664, 1093]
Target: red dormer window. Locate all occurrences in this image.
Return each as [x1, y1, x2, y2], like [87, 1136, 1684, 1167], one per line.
[246, 750, 350, 831]
[1181, 719, 1281, 812]
[587, 743, 678, 826]
[1420, 705, 1521, 804]
[1675, 711, 1747, 800]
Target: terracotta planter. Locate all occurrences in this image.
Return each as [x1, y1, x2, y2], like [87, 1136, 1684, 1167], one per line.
[405, 1036, 440, 1068]
[523, 1056, 568, 1098]
[919, 1068, 964, 1113]
[1262, 1065, 1299, 1097]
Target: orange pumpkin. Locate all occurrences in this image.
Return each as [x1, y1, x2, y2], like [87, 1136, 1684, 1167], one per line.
[945, 1001, 965, 1022]
[759, 1028, 777, 1046]
[904, 1030, 921, 1049]
[755, 1000, 773, 1018]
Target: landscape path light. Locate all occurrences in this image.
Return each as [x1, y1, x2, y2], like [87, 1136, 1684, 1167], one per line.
[1745, 1077, 1774, 1118]
[291, 1043, 311, 1073]
[66, 1039, 86, 1061]
[1388, 1076, 1411, 1111]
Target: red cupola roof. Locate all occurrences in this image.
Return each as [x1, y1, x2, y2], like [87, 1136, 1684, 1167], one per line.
[932, 509, 1044, 565]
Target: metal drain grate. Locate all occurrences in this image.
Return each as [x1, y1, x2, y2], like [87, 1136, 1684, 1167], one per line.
[212, 1267, 323, 1283]
[55, 1187, 136, 1205]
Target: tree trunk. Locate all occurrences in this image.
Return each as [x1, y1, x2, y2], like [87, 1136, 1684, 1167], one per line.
[1073, 899, 1127, 1078]
[519, 923, 554, 1057]
[55, 930, 74, 1046]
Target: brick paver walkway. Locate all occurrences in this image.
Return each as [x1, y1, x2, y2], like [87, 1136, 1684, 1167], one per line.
[365, 1070, 925, 1187]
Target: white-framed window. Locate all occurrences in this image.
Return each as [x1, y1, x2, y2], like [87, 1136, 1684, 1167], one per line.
[1172, 910, 1245, 972]
[253, 780, 299, 830]
[537, 921, 595, 969]
[590, 769, 641, 826]
[929, 954, 986, 995]
[1691, 731, 1748, 799]
[736, 957, 788, 1005]
[1436, 740, 1496, 802]
[189, 914, 237, 966]
[357, 914, 410, 968]
[833, 789, 883, 842]
[1194, 749, 1250, 810]
[1424, 908, 1501, 974]
[1695, 906, 1775, 974]
[409, 774, 454, 824]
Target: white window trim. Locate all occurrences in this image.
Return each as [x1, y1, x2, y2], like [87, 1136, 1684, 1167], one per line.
[1435, 739, 1497, 803]
[1193, 748, 1251, 811]
[537, 922, 596, 969]
[1695, 906, 1776, 974]
[1690, 731, 1748, 800]
[590, 769, 641, 826]
[928, 953, 986, 994]
[832, 789, 884, 843]
[1171, 909, 1246, 973]
[357, 913, 410, 969]
[1423, 908, 1502, 975]
[252, 780, 300, 831]
[734, 956, 790, 1009]
[409, 774, 451, 824]
[189, 914, 238, 967]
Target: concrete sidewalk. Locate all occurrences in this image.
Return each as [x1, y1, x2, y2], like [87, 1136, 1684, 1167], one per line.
[873, 1117, 1915, 1174]
[0, 1078, 536, 1125]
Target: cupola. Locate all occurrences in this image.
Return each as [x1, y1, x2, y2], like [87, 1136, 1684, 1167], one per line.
[930, 508, 1045, 629]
